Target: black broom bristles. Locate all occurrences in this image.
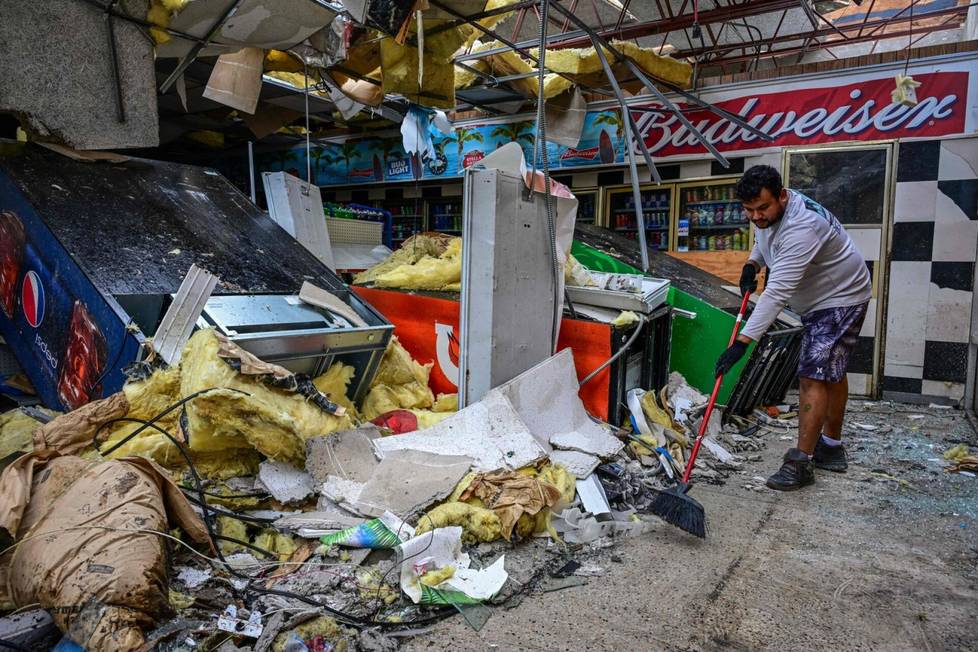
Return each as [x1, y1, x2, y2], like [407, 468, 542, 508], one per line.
[648, 484, 706, 538]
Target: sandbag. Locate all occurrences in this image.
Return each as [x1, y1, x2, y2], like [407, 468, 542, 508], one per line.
[0, 452, 210, 652]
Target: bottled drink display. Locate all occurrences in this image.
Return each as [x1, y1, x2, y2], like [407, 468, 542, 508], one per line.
[608, 188, 671, 250]
[680, 183, 750, 251]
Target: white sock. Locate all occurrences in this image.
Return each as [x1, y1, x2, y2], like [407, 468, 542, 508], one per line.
[821, 434, 843, 447]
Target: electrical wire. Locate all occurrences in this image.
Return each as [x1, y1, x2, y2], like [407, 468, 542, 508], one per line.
[85, 389, 458, 630]
[92, 387, 250, 457]
[578, 315, 646, 387]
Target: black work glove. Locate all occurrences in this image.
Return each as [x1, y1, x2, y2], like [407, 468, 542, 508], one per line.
[739, 263, 758, 297]
[715, 340, 748, 377]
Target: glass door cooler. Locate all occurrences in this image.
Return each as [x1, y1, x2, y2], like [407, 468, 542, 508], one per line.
[676, 179, 751, 253]
[428, 199, 463, 234]
[603, 184, 673, 251]
[574, 188, 599, 225]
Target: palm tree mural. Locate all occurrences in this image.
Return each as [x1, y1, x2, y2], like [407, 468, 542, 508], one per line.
[594, 110, 625, 160]
[454, 128, 484, 169]
[309, 146, 333, 180]
[490, 120, 535, 152]
[338, 141, 360, 179]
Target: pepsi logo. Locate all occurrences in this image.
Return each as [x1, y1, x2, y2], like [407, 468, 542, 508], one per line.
[22, 270, 44, 328]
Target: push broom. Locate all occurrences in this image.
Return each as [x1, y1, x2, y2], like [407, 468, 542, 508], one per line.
[649, 290, 752, 538]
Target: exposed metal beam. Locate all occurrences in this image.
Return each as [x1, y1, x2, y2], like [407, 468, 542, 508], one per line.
[694, 21, 962, 68]
[159, 0, 245, 93]
[551, 0, 802, 48]
[550, 0, 735, 167]
[672, 4, 968, 62]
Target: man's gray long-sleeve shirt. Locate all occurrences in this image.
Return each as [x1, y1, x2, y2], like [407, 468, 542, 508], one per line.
[740, 190, 872, 341]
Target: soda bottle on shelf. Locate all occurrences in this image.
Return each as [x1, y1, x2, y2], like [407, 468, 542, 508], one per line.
[677, 218, 689, 252]
[715, 205, 724, 224]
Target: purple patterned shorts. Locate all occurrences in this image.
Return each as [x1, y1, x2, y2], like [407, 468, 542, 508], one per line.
[798, 302, 869, 383]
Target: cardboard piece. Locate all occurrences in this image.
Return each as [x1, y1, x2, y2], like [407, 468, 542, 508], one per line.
[203, 47, 265, 114]
[242, 103, 303, 139]
[300, 281, 368, 327]
[544, 88, 587, 147]
[33, 392, 129, 456]
[0, 453, 209, 652]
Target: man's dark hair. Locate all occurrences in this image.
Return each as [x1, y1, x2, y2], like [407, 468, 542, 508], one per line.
[736, 165, 783, 201]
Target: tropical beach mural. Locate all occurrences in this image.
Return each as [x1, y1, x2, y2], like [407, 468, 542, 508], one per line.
[257, 109, 628, 185]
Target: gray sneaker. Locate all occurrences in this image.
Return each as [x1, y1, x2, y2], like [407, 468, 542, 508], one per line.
[813, 438, 848, 472]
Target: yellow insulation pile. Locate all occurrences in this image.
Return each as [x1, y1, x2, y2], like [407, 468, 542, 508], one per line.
[0, 408, 59, 460]
[100, 330, 358, 476]
[354, 234, 589, 293]
[361, 335, 436, 420]
[455, 39, 692, 95]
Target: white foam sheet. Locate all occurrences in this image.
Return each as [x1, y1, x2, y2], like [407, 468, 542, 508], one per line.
[373, 390, 547, 472]
[497, 349, 623, 458]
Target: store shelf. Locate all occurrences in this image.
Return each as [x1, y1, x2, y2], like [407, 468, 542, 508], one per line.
[615, 226, 670, 232]
[685, 199, 740, 206]
[689, 223, 750, 230]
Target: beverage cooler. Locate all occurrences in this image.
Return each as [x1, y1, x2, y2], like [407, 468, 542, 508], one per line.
[676, 179, 752, 253]
[428, 198, 463, 234]
[574, 188, 599, 225]
[603, 185, 673, 251]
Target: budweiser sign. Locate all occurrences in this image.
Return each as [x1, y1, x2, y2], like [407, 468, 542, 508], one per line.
[560, 146, 600, 161]
[632, 71, 967, 157]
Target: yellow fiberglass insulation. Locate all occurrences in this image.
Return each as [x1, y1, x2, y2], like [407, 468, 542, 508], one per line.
[253, 530, 297, 562]
[415, 502, 503, 543]
[0, 408, 58, 459]
[432, 393, 457, 412]
[181, 330, 355, 466]
[546, 40, 692, 88]
[381, 38, 455, 111]
[313, 362, 358, 417]
[360, 336, 435, 420]
[146, 0, 191, 44]
[353, 233, 453, 286]
[264, 50, 304, 73]
[373, 237, 462, 292]
[100, 367, 262, 479]
[408, 409, 452, 430]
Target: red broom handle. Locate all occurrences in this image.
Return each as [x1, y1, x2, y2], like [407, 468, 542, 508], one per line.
[682, 291, 752, 483]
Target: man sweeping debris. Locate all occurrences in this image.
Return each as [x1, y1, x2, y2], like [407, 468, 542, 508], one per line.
[715, 165, 872, 491]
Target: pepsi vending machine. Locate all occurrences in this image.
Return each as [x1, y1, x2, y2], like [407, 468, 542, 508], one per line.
[0, 142, 391, 411]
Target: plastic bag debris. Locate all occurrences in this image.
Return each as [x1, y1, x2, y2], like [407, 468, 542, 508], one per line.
[395, 526, 507, 605]
[320, 511, 414, 549]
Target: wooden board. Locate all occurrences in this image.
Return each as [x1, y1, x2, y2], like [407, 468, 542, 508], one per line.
[666, 250, 766, 291]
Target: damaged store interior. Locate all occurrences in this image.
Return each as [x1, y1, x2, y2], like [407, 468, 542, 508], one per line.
[0, 0, 977, 650]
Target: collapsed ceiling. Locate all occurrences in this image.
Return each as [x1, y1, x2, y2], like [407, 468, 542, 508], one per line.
[0, 0, 971, 153]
